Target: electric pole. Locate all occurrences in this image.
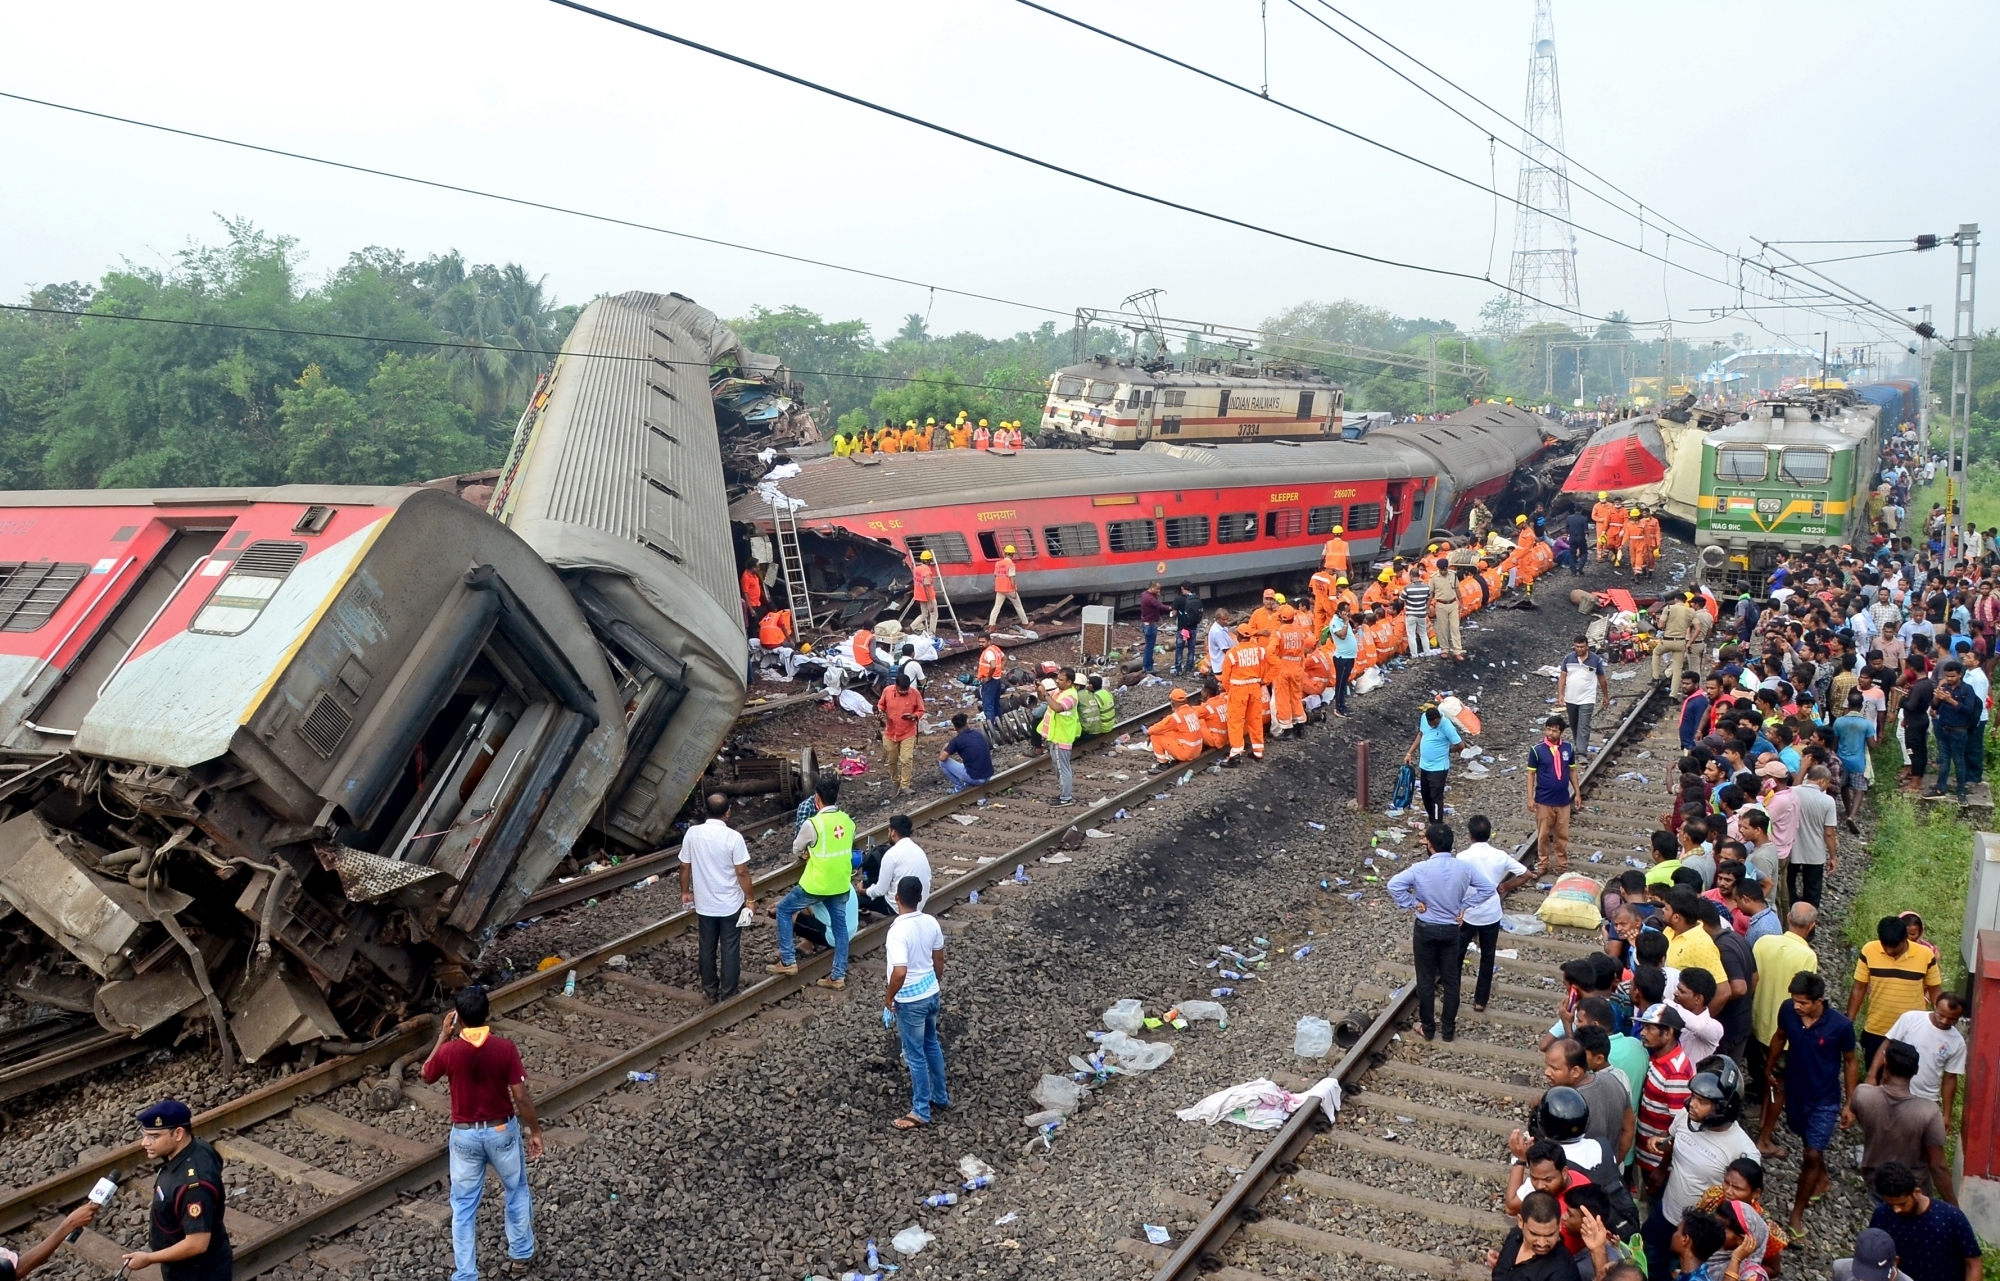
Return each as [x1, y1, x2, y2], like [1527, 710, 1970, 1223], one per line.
[1917, 303, 1934, 446]
[1945, 223, 1980, 571]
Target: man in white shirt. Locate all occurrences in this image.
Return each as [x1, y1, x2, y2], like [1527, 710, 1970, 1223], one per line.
[862, 813, 932, 917]
[1206, 608, 1236, 674]
[1557, 637, 1610, 752]
[1671, 967, 1726, 1064]
[679, 793, 754, 1003]
[1869, 994, 1968, 1118]
[1456, 815, 1532, 1012]
[885, 876, 949, 1129]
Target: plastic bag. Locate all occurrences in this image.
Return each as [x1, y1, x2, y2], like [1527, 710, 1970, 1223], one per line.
[1031, 1074, 1086, 1114]
[891, 1225, 936, 1255]
[1500, 912, 1547, 935]
[1293, 1016, 1333, 1059]
[1102, 998, 1146, 1034]
[1178, 1000, 1228, 1027]
[1537, 871, 1605, 930]
[1099, 1030, 1174, 1071]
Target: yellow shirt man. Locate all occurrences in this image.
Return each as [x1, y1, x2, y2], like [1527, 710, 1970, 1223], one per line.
[1664, 924, 1726, 988]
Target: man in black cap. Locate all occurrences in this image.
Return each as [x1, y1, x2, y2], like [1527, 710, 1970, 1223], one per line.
[129, 1098, 231, 1279]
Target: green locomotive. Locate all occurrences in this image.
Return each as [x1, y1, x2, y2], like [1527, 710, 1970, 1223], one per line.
[1694, 389, 1882, 583]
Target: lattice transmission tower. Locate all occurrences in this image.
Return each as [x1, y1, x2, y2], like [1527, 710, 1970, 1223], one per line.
[1505, 0, 1580, 327]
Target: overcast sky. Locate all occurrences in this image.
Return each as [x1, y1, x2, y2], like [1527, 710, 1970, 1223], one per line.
[5, 0, 1992, 362]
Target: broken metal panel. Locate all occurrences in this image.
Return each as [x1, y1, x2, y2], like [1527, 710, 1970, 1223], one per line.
[321, 845, 456, 909]
[95, 956, 202, 1036]
[229, 962, 344, 1063]
[0, 813, 187, 979]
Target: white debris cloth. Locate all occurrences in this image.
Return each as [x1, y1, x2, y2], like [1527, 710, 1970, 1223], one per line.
[1174, 1076, 1342, 1131]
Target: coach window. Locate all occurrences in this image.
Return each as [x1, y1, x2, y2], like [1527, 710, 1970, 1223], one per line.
[1043, 523, 1101, 558]
[1778, 447, 1831, 485]
[1159, 416, 1183, 436]
[1345, 503, 1383, 533]
[1306, 505, 1343, 536]
[1165, 515, 1210, 548]
[974, 528, 1036, 560]
[1055, 375, 1085, 399]
[191, 540, 307, 636]
[1216, 512, 1258, 545]
[907, 532, 972, 564]
[1105, 519, 1158, 554]
[1264, 509, 1303, 539]
[1716, 446, 1768, 483]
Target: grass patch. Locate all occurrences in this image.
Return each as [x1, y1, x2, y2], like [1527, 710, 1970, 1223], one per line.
[1852, 740, 1975, 992]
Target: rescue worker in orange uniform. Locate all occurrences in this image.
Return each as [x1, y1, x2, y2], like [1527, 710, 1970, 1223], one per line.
[1271, 606, 1312, 738]
[1248, 588, 1282, 638]
[879, 426, 902, 454]
[976, 638, 1008, 724]
[1590, 491, 1619, 564]
[973, 422, 991, 450]
[1321, 525, 1350, 575]
[1601, 502, 1627, 567]
[741, 562, 766, 623]
[1361, 568, 1397, 614]
[911, 549, 939, 634]
[1332, 576, 1359, 617]
[1625, 508, 1661, 577]
[1219, 623, 1267, 764]
[1503, 514, 1538, 593]
[951, 419, 972, 448]
[757, 607, 793, 650]
[1368, 609, 1404, 661]
[1309, 566, 1338, 635]
[988, 545, 1030, 628]
[903, 421, 926, 451]
[1353, 610, 1381, 672]
[1008, 422, 1026, 448]
[1146, 689, 1207, 772]
[1197, 677, 1230, 750]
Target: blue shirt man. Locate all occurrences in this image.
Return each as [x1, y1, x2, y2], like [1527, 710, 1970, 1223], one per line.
[1414, 711, 1462, 770]
[1388, 823, 1497, 1042]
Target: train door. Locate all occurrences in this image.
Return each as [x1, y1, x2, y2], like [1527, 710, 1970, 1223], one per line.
[1384, 481, 1412, 551]
[1134, 388, 1154, 441]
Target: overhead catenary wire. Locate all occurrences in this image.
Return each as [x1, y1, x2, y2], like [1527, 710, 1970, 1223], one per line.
[0, 90, 1072, 323]
[0, 304, 1065, 396]
[543, 0, 1629, 326]
[1010, 0, 1750, 302]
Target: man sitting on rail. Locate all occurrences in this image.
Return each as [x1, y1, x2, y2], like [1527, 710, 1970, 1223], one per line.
[1147, 689, 1207, 773]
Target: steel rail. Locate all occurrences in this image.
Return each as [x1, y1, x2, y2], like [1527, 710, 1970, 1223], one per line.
[2, 704, 1188, 1273]
[1151, 678, 1671, 1279]
[231, 736, 1216, 1277]
[514, 706, 1162, 919]
[1154, 986, 1416, 1280]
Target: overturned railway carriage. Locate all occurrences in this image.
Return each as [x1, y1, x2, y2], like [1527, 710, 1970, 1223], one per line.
[1694, 390, 1882, 582]
[0, 291, 748, 1070]
[1040, 355, 1345, 447]
[733, 404, 1555, 604]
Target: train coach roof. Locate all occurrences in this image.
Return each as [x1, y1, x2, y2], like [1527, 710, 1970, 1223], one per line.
[729, 437, 1438, 521]
[1370, 404, 1557, 473]
[0, 484, 429, 508]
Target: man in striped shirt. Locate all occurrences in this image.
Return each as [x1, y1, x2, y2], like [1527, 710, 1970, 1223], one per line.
[1401, 563, 1435, 658]
[1633, 1002, 1695, 1193]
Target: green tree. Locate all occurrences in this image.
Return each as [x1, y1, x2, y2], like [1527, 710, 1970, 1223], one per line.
[280, 355, 483, 484]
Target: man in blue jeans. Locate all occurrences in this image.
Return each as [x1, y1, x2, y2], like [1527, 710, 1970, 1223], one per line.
[937, 713, 995, 792]
[422, 985, 542, 1281]
[885, 875, 949, 1129]
[1138, 581, 1168, 674]
[767, 778, 855, 989]
[1926, 660, 1979, 801]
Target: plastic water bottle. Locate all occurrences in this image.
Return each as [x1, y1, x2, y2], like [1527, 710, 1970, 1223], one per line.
[962, 1175, 993, 1192]
[968, 889, 980, 904]
[1210, 987, 1235, 998]
[921, 1191, 959, 1207]
[866, 1239, 880, 1271]
[626, 1071, 655, 1083]
[1013, 864, 1030, 884]
[1292, 945, 1315, 961]
[563, 970, 577, 998]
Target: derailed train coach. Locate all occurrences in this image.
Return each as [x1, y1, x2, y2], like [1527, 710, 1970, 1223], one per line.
[0, 290, 746, 1068]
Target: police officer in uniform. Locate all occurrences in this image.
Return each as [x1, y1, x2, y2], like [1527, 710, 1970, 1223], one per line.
[131, 1099, 231, 1279]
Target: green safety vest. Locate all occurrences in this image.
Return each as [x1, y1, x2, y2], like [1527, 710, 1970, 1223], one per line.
[1039, 688, 1082, 747]
[1077, 687, 1106, 736]
[800, 808, 856, 896]
[1095, 688, 1116, 728]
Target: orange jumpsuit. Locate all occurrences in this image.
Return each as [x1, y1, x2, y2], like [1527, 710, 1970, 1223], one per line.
[1360, 580, 1396, 613]
[880, 432, 902, 454]
[741, 566, 765, 612]
[757, 609, 793, 648]
[1221, 642, 1268, 759]
[1247, 604, 1282, 638]
[973, 427, 991, 450]
[1368, 615, 1404, 661]
[1198, 694, 1230, 749]
[1591, 500, 1620, 559]
[1332, 588, 1359, 617]
[1321, 537, 1350, 574]
[1309, 570, 1337, 634]
[1301, 648, 1332, 699]
[1271, 620, 1312, 730]
[1354, 622, 1380, 673]
[1601, 508, 1627, 563]
[1148, 703, 1207, 763]
[1626, 517, 1661, 575]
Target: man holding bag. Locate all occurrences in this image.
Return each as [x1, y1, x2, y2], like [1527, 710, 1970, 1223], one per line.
[1527, 715, 1578, 876]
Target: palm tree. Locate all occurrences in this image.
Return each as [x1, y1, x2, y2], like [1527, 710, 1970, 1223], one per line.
[897, 313, 929, 343]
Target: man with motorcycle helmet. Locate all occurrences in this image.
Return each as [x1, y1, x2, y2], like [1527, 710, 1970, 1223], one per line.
[1508, 1086, 1641, 1247]
[1646, 1057, 1761, 1281]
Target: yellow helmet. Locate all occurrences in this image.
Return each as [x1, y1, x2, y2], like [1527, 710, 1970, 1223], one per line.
[926, 417, 936, 425]
[918, 549, 934, 561]
[1514, 514, 1528, 525]
[1377, 569, 1394, 583]
[1274, 592, 1287, 605]
[906, 420, 917, 428]
[1598, 491, 1608, 500]
[1336, 576, 1349, 586]
[957, 411, 968, 420]
[1003, 544, 1016, 554]
[1629, 507, 1642, 517]
[1330, 525, 1344, 535]
[979, 419, 988, 427]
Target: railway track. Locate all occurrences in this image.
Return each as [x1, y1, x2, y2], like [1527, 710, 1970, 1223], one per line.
[1, 707, 1193, 1278]
[1144, 676, 1675, 1281]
